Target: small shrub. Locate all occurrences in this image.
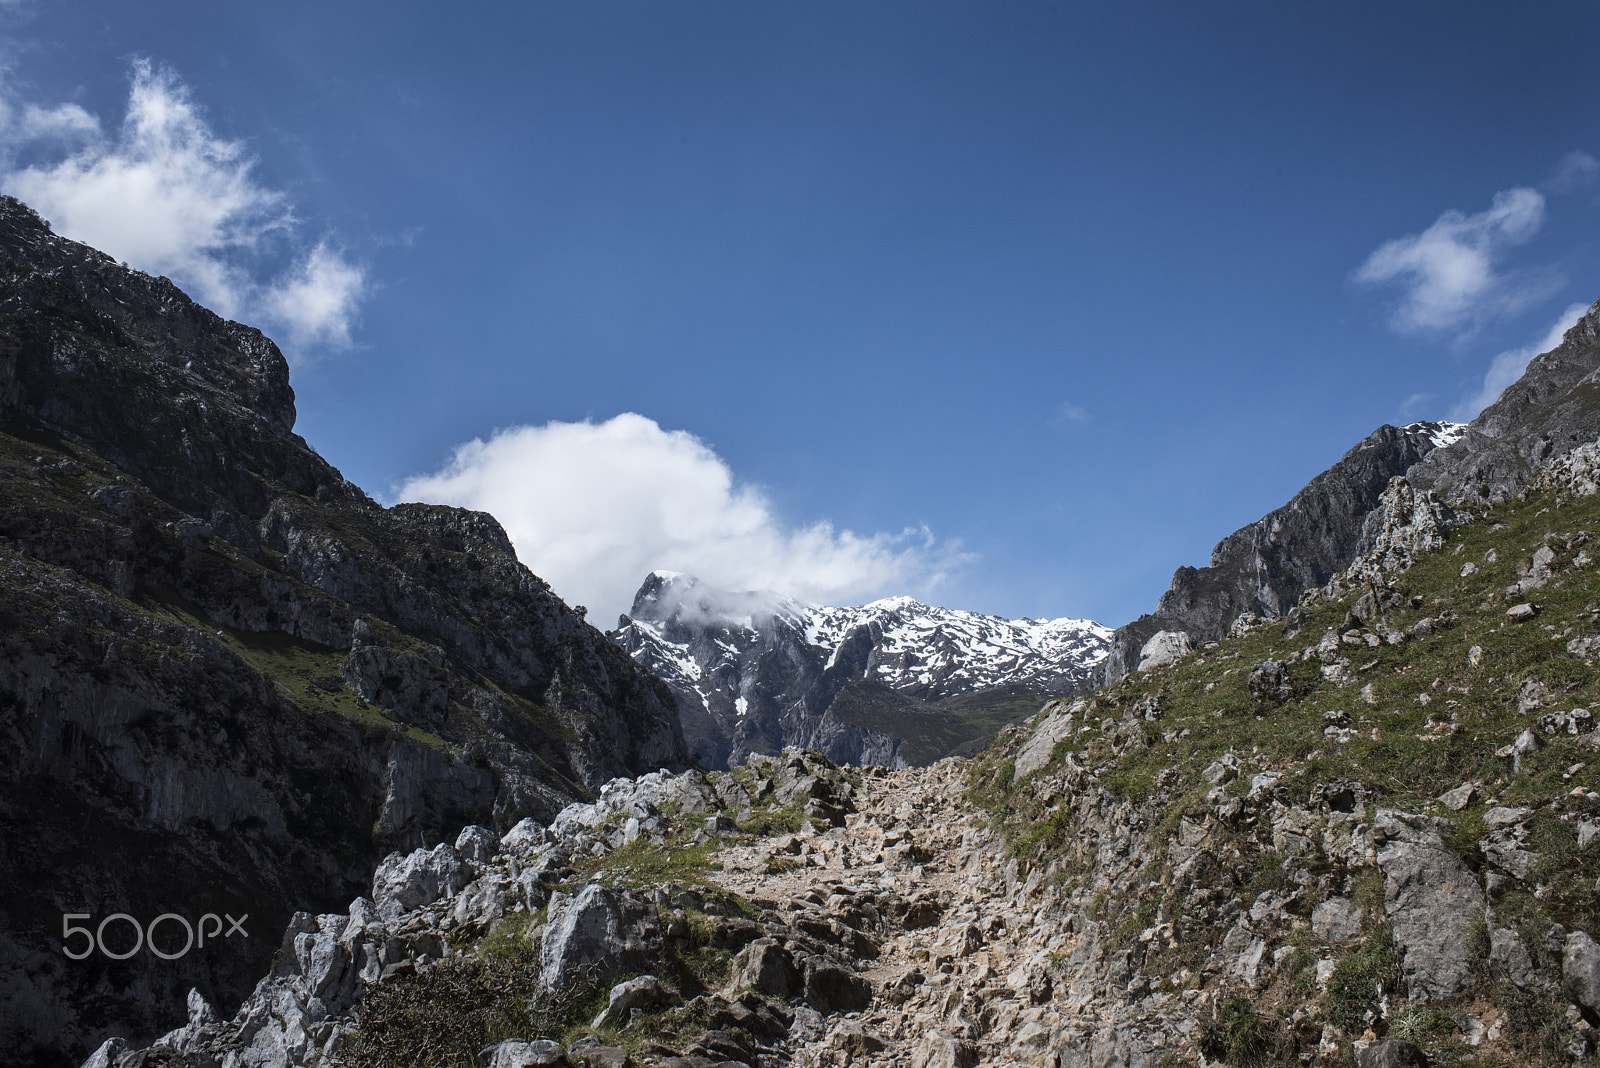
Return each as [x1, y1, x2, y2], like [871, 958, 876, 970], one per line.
[1198, 996, 1276, 1068]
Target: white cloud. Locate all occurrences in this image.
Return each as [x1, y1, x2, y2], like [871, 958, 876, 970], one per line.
[1354, 187, 1551, 334]
[261, 242, 365, 348]
[0, 60, 364, 355]
[1451, 301, 1591, 421]
[395, 413, 970, 624]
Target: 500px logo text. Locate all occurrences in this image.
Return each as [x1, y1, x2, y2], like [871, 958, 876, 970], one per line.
[62, 912, 249, 960]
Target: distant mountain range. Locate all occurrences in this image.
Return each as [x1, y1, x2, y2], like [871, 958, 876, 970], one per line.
[610, 570, 1111, 769]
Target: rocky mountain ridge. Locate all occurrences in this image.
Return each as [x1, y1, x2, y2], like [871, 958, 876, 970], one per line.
[1107, 295, 1600, 688]
[1102, 421, 1465, 684]
[0, 196, 686, 1066]
[612, 571, 1111, 770]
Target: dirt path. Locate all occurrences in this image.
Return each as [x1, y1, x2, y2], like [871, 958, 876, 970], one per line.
[709, 761, 1069, 1067]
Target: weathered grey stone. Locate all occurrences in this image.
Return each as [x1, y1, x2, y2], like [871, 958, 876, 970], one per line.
[727, 938, 803, 998]
[1013, 709, 1076, 779]
[480, 1039, 569, 1068]
[1482, 806, 1532, 832]
[538, 884, 653, 994]
[1564, 930, 1600, 1016]
[1481, 833, 1541, 879]
[802, 958, 871, 1013]
[455, 824, 498, 865]
[1136, 630, 1192, 672]
[1247, 659, 1294, 703]
[591, 974, 677, 1030]
[1356, 1037, 1428, 1068]
[1437, 783, 1475, 811]
[500, 817, 547, 855]
[1570, 636, 1600, 660]
[80, 1037, 128, 1068]
[1312, 897, 1364, 944]
[1374, 810, 1486, 1000]
[911, 1030, 978, 1068]
[1490, 928, 1540, 990]
[372, 842, 470, 922]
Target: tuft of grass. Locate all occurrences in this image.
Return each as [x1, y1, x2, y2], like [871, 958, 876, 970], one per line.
[1198, 996, 1277, 1068]
[567, 837, 721, 892]
[1325, 925, 1400, 1031]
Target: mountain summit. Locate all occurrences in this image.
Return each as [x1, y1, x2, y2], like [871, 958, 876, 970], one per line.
[612, 570, 1111, 769]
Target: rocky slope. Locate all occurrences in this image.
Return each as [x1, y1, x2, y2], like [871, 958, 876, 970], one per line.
[611, 571, 1111, 770]
[0, 197, 687, 1066]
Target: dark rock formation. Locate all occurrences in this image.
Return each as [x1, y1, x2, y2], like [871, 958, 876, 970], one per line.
[1102, 422, 1458, 682]
[0, 196, 686, 1065]
[1409, 295, 1600, 503]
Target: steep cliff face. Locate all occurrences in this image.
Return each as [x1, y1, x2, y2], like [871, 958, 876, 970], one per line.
[0, 197, 686, 1066]
[1409, 295, 1600, 504]
[613, 571, 1109, 770]
[1101, 421, 1462, 682]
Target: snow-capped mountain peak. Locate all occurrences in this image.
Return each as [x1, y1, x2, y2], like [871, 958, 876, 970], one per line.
[611, 572, 1110, 770]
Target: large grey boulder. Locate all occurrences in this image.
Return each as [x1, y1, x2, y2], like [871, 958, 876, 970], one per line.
[727, 938, 804, 998]
[1374, 811, 1485, 1000]
[455, 824, 499, 865]
[538, 884, 655, 993]
[1136, 630, 1192, 672]
[372, 842, 471, 922]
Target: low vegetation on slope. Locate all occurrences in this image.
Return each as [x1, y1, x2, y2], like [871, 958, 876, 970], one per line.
[970, 461, 1600, 1066]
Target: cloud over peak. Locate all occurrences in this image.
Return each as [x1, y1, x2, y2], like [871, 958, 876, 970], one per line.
[0, 60, 364, 356]
[396, 413, 970, 625]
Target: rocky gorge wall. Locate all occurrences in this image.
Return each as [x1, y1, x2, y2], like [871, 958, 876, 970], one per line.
[0, 197, 687, 1066]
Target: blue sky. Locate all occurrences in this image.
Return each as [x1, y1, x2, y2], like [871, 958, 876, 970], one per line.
[4, 2, 1600, 627]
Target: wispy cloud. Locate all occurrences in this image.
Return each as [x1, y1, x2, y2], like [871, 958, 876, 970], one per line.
[1397, 392, 1436, 423]
[0, 60, 364, 356]
[1052, 401, 1090, 425]
[1450, 301, 1591, 421]
[1547, 150, 1600, 194]
[1354, 187, 1553, 335]
[395, 413, 971, 624]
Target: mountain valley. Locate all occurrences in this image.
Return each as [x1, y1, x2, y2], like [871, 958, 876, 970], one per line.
[7, 193, 1600, 1068]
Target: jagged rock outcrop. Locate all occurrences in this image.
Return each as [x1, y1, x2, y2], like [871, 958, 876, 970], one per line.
[0, 196, 687, 1065]
[1409, 296, 1600, 504]
[1102, 421, 1462, 682]
[1105, 295, 1600, 687]
[613, 571, 1110, 770]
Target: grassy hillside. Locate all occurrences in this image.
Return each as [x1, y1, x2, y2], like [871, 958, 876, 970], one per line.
[970, 477, 1600, 1066]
